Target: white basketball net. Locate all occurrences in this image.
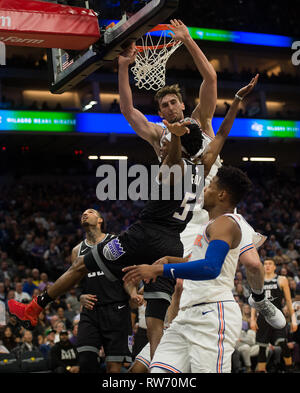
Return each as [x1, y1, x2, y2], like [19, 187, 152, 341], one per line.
[131, 30, 182, 91]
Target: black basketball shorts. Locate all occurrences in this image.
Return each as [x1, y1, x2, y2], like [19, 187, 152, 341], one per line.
[76, 302, 132, 363]
[256, 314, 287, 346]
[84, 222, 183, 299]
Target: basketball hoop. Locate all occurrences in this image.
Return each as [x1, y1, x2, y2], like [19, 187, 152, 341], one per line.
[131, 24, 182, 91]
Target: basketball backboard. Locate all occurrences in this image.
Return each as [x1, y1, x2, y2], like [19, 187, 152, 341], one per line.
[48, 0, 179, 94]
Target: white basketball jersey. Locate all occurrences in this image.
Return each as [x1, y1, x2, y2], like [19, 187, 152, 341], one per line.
[180, 213, 258, 308]
[159, 122, 222, 256]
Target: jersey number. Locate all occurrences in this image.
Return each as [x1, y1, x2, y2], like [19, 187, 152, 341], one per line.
[173, 192, 196, 222]
[265, 289, 271, 299]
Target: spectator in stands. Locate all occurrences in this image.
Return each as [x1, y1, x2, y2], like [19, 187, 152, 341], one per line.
[66, 288, 81, 315]
[14, 282, 31, 303]
[38, 272, 53, 292]
[43, 241, 61, 276]
[48, 223, 59, 240]
[31, 268, 41, 287]
[22, 275, 37, 297]
[20, 233, 35, 255]
[69, 323, 78, 346]
[6, 315, 22, 342]
[267, 235, 282, 256]
[39, 328, 56, 360]
[0, 326, 18, 352]
[53, 321, 67, 343]
[286, 243, 300, 261]
[11, 330, 39, 358]
[56, 306, 73, 331]
[33, 310, 50, 346]
[30, 237, 47, 269]
[0, 261, 15, 282]
[0, 282, 6, 302]
[49, 296, 67, 315]
[49, 330, 80, 373]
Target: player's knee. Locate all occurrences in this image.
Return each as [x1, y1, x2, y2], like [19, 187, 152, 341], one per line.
[106, 361, 122, 373]
[79, 351, 100, 373]
[145, 299, 170, 321]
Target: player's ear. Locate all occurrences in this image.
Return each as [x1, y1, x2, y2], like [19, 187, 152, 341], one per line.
[218, 189, 227, 201]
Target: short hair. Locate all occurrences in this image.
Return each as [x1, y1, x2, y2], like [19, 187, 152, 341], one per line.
[181, 121, 203, 157]
[264, 259, 276, 266]
[216, 166, 252, 206]
[154, 84, 183, 108]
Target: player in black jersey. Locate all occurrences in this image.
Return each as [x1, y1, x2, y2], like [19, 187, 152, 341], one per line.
[72, 208, 142, 373]
[8, 77, 258, 360]
[250, 259, 298, 372]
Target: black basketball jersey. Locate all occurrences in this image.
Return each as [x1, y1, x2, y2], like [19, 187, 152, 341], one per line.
[139, 159, 203, 233]
[263, 275, 284, 310]
[77, 234, 129, 305]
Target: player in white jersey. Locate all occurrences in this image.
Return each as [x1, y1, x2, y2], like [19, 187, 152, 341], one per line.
[123, 166, 286, 373]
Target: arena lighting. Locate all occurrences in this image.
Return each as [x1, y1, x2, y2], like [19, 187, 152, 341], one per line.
[242, 157, 249, 162]
[83, 101, 98, 112]
[88, 155, 98, 160]
[104, 20, 294, 48]
[99, 155, 128, 160]
[250, 157, 276, 162]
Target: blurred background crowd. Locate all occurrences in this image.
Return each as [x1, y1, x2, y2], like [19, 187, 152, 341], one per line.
[0, 165, 300, 373]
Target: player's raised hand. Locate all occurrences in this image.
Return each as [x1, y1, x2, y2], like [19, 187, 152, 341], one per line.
[122, 264, 163, 284]
[168, 19, 190, 43]
[236, 74, 259, 99]
[118, 42, 137, 66]
[163, 119, 191, 136]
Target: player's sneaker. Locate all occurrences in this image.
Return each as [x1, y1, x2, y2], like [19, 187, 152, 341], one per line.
[8, 298, 43, 330]
[248, 295, 286, 329]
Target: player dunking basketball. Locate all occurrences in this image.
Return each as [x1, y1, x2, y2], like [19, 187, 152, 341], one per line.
[118, 20, 285, 359]
[118, 19, 222, 357]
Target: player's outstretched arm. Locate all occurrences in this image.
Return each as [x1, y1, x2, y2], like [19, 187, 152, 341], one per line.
[122, 216, 241, 283]
[200, 74, 259, 178]
[118, 43, 163, 151]
[169, 19, 217, 138]
[159, 119, 191, 184]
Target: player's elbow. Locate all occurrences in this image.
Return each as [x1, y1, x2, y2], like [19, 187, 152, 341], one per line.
[119, 102, 133, 116]
[208, 65, 217, 82]
[206, 265, 222, 280]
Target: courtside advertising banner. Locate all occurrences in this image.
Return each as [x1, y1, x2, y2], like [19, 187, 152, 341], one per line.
[0, 110, 299, 138]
